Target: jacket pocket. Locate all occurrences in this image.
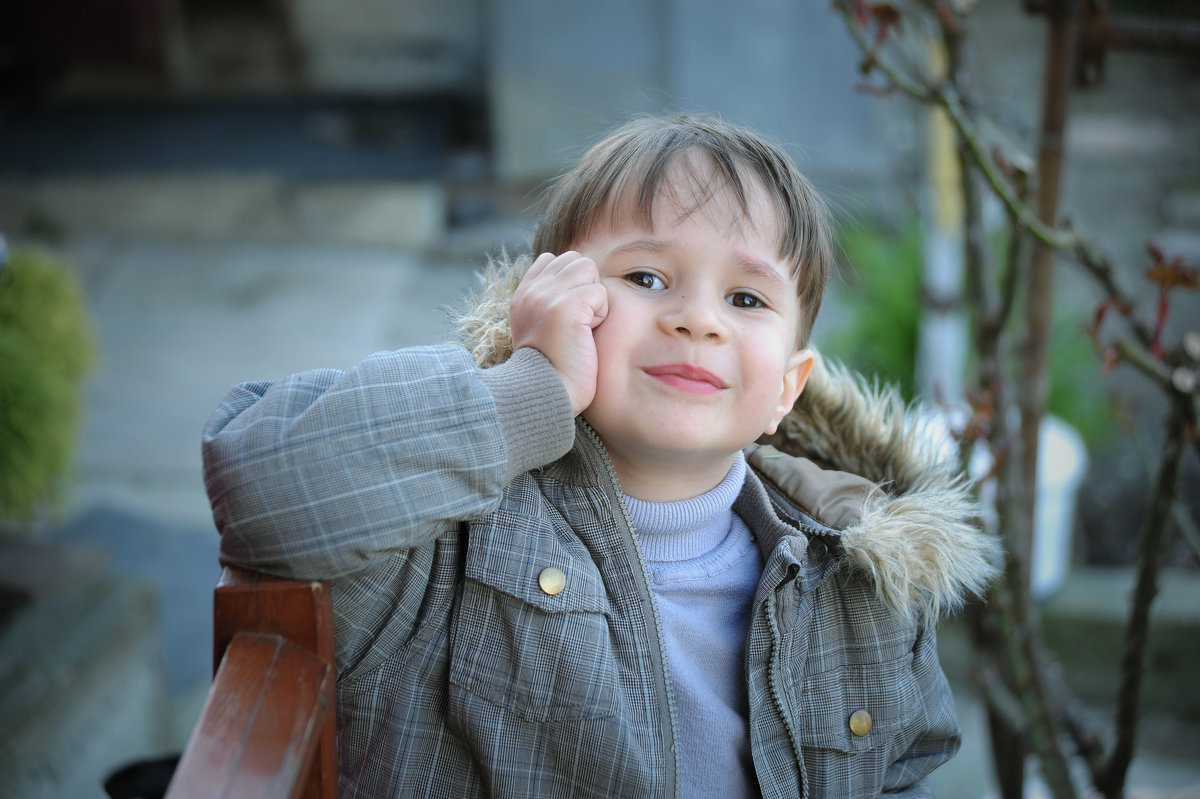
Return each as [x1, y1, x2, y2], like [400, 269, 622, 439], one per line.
[447, 512, 620, 722]
[796, 652, 920, 753]
[793, 653, 922, 798]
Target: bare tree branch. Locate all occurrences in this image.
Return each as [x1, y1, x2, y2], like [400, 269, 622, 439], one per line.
[1096, 395, 1190, 797]
[832, 5, 1197, 798]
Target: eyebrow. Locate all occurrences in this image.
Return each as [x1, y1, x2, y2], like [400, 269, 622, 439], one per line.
[732, 252, 790, 295]
[608, 239, 667, 258]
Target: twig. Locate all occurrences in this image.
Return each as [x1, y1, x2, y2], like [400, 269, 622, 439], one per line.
[834, 1, 1165, 358]
[1096, 395, 1190, 797]
[941, 89, 1075, 251]
[834, 1, 1075, 250]
[1113, 338, 1177, 390]
[833, 1, 936, 102]
[1073, 242, 1158, 350]
[978, 165, 1029, 349]
[833, 6, 1197, 798]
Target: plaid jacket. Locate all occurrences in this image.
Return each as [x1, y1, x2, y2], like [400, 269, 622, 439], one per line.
[204, 345, 998, 798]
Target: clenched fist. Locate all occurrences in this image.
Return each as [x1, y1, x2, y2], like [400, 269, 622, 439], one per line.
[510, 252, 608, 416]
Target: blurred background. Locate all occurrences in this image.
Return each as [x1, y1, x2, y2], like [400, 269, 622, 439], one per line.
[0, 1, 1197, 797]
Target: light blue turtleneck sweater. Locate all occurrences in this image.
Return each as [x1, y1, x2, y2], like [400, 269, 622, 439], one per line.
[624, 452, 762, 799]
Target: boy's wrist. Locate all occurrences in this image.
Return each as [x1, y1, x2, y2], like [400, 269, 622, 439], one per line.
[479, 347, 576, 480]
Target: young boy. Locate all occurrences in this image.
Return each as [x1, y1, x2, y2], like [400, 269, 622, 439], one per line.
[203, 114, 999, 798]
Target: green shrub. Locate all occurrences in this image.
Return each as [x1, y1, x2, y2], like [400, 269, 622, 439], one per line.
[0, 245, 94, 525]
[823, 220, 923, 400]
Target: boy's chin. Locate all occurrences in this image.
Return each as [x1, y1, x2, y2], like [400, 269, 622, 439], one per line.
[603, 435, 747, 472]
[592, 420, 768, 460]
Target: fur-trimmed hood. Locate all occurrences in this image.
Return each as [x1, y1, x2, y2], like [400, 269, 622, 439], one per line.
[453, 253, 1002, 622]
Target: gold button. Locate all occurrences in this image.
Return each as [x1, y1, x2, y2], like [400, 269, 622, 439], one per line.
[849, 709, 873, 737]
[538, 567, 566, 596]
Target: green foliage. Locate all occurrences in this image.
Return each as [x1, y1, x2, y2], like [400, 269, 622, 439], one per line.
[0, 246, 94, 524]
[825, 219, 1117, 452]
[1046, 304, 1119, 454]
[824, 220, 923, 400]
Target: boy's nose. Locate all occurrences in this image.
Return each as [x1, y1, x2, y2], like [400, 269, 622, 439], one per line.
[674, 323, 719, 341]
[661, 298, 726, 341]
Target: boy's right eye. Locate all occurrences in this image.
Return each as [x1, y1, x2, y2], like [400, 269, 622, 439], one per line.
[626, 271, 666, 290]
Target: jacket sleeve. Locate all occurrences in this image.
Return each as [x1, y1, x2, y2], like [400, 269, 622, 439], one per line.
[881, 621, 962, 796]
[201, 345, 574, 580]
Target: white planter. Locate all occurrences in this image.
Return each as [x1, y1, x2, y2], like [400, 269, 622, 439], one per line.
[921, 409, 1088, 600]
[1031, 416, 1088, 600]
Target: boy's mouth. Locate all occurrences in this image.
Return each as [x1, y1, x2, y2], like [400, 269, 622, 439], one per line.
[643, 363, 728, 394]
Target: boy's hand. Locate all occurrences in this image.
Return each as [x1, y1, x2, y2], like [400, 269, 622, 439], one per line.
[511, 251, 608, 416]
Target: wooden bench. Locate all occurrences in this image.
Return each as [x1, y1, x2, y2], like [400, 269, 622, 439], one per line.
[164, 567, 337, 799]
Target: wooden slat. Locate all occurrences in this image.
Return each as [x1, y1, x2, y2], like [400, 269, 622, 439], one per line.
[166, 632, 333, 799]
[213, 567, 335, 675]
[212, 567, 337, 799]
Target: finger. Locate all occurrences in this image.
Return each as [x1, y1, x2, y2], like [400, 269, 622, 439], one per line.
[555, 253, 598, 286]
[577, 283, 608, 328]
[540, 251, 587, 278]
[522, 251, 559, 282]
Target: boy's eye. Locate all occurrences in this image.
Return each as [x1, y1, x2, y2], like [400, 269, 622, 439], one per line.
[626, 271, 666, 290]
[728, 291, 764, 309]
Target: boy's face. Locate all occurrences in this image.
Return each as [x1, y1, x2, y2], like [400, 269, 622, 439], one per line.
[572, 163, 813, 498]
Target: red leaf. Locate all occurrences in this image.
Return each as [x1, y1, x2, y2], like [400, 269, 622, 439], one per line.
[1151, 287, 1169, 359]
[1145, 260, 1199, 291]
[870, 2, 903, 28]
[1145, 240, 1165, 264]
[845, 0, 871, 25]
[1102, 347, 1121, 373]
[1089, 300, 1111, 343]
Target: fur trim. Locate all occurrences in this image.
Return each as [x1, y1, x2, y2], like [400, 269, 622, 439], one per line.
[453, 252, 528, 368]
[455, 253, 1002, 621]
[775, 357, 1002, 621]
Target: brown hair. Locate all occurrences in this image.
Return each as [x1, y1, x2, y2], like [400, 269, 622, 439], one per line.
[533, 113, 834, 346]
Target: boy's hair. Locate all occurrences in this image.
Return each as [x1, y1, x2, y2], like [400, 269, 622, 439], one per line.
[533, 113, 834, 347]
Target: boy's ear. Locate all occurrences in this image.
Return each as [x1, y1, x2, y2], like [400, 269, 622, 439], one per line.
[764, 349, 814, 436]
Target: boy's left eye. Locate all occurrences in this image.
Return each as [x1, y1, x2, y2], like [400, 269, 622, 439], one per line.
[728, 292, 764, 309]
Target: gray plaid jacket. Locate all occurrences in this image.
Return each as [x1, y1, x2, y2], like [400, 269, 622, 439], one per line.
[204, 345, 998, 798]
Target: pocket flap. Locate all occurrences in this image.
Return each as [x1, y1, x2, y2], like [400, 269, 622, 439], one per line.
[796, 656, 918, 753]
[465, 509, 612, 615]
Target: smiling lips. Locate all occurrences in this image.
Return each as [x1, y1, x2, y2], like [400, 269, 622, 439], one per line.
[643, 363, 729, 394]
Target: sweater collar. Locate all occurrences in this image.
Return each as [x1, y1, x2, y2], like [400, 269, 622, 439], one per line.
[624, 452, 747, 563]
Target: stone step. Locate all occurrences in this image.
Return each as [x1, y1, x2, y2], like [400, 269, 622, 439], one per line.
[0, 542, 170, 799]
[0, 174, 446, 249]
[939, 565, 1200, 720]
[1040, 566, 1200, 719]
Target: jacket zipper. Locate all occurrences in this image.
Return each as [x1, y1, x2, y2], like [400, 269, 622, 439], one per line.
[579, 421, 681, 799]
[764, 586, 807, 797]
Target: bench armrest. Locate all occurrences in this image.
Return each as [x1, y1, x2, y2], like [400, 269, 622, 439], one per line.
[165, 568, 337, 799]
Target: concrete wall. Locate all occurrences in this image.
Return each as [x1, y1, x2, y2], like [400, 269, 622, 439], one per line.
[289, 0, 484, 92]
[152, 0, 906, 187]
[486, 0, 663, 181]
[486, 0, 901, 184]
